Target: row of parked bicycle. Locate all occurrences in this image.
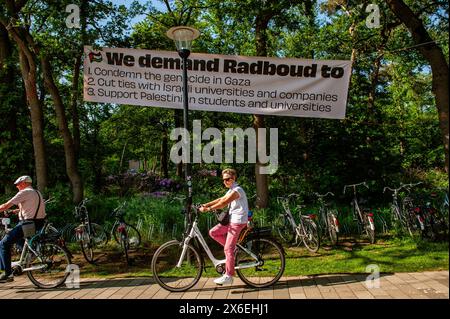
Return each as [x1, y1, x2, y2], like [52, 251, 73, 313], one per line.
[271, 182, 449, 252]
[0, 198, 142, 290]
[65, 198, 142, 266]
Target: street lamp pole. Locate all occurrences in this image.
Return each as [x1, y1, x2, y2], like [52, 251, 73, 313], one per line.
[166, 26, 200, 210]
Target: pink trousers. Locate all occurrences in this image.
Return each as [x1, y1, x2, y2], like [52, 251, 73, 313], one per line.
[209, 222, 247, 276]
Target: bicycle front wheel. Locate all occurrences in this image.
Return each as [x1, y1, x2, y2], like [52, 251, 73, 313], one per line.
[151, 240, 203, 292]
[236, 237, 285, 288]
[273, 214, 295, 244]
[364, 215, 376, 244]
[327, 212, 339, 245]
[90, 223, 109, 246]
[301, 218, 320, 252]
[77, 226, 96, 264]
[27, 242, 71, 289]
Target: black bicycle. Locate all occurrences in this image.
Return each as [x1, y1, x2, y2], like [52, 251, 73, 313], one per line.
[313, 192, 340, 246]
[110, 202, 141, 265]
[74, 198, 109, 264]
[343, 182, 375, 244]
[383, 182, 421, 237]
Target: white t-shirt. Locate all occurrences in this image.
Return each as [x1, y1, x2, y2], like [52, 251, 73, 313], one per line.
[9, 186, 46, 220]
[226, 183, 249, 224]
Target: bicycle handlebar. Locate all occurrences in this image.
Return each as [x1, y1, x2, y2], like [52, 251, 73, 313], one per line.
[314, 192, 334, 198]
[384, 182, 422, 195]
[113, 201, 127, 212]
[400, 182, 422, 188]
[171, 195, 186, 203]
[77, 198, 91, 207]
[277, 194, 299, 204]
[383, 186, 395, 193]
[343, 182, 369, 194]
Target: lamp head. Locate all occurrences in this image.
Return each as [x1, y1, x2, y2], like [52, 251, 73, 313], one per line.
[166, 26, 200, 52]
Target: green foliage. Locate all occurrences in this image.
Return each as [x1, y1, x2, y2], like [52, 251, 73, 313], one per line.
[0, 1, 447, 233]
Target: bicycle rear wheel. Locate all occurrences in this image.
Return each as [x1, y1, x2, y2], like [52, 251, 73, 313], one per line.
[300, 218, 320, 252]
[76, 225, 96, 264]
[236, 237, 285, 288]
[113, 223, 141, 249]
[151, 240, 203, 292]
[121, 233, 130, 265]
[27, 242, 71, 289]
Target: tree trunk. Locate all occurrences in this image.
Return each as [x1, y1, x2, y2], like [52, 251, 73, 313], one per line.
[70, 55, 82, 159]
[0, 24, 16, 190]
[18, 49, 48, 192]
[385, 0, 449, 173]
[69, 0, 88, 159]
[41, 57, 83, 203]
[0, 23, 16, 138]
[1, 7, 49, 192]
[160, 130, 169, 178]
[253, 14, 270, 208]
[253, 114, 269, 208]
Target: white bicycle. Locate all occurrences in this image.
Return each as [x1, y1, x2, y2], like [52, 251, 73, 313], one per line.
[151, 204, 285, 292]
[2, 216, 71, 289]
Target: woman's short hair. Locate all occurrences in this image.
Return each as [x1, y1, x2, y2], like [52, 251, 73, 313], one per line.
[222, 168, 237, 179]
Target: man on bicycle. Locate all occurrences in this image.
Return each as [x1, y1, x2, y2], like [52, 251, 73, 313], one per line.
[0, 175, 46, 283]
[199, 168, 249, 286]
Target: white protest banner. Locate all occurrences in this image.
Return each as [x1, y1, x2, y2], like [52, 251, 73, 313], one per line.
[83, 46, 351, 119]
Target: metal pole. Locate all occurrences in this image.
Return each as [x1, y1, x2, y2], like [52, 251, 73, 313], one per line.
[180, 49, 192, 209]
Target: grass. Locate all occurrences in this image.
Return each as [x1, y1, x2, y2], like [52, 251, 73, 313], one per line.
[283, 236, 449, 275]
[70, 234, 448, 279]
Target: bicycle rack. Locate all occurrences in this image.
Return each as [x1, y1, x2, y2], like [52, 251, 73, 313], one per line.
[172, 224, 177, 239]
[146, 224, 155, 241]
[136, 218, 143, 231]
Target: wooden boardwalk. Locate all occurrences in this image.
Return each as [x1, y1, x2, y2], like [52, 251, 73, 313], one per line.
[0, 271, 448, 299]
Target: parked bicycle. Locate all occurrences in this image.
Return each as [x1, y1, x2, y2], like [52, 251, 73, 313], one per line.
[409, 190, 438, 240]
[343, 182, 375, 244]
[151, 204, 285, 292]
[1, 214, 72, 288]
[110, 202, 141, 265]
[273, 194, 320, 252]
[313, 192, 340, 246]
[383, 182, 421, 237]
[74, 198, 108, 264]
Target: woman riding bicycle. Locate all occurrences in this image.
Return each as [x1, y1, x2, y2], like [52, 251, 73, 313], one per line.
[199, 168, 249, 286]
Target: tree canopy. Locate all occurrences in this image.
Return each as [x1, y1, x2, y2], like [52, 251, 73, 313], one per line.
[0, 0, 448, 204]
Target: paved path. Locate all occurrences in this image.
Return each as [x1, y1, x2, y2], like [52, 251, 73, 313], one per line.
[1, 271, 448, 299]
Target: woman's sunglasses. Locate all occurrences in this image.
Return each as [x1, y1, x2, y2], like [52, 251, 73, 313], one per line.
[223, 177, 232, 182]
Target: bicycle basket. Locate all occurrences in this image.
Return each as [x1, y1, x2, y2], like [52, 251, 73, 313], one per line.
[21, 221, 36, 238]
